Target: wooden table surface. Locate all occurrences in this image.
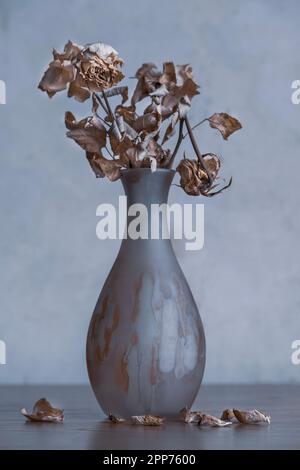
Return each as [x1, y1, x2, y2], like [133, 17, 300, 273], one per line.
[0, 385, 299, 450]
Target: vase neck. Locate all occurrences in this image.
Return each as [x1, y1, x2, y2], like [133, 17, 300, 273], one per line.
[120, 169, 175, 207]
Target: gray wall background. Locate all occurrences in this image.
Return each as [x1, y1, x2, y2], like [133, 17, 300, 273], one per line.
[0, 0, 300, 384]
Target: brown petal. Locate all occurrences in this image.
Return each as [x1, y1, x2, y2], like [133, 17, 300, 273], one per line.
[65, 112, 106, 154]
[108, 414, 126, 424]
[180, 407, 203, 423]
[198, 414, 232, 427]
[203, 153, 221, 180]
[53, 40, 83, 62]
[21, 398, 64, 423]
[233, 409, 271, 424]
[131, 415, 164, 426]
[38, 60, 75, 97]
[68, 72, 90, 102]
[208, 112, 242, 140]
[220, 409, 236, 422]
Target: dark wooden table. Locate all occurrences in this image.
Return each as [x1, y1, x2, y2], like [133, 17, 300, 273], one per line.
[0, 385, 299, 450]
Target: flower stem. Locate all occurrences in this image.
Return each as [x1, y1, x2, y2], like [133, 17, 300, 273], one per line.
[184, 116, 212, 184]
[102, 90, 122, 136]
[168, 118, 184, 168]
[183, 118, 207, 138]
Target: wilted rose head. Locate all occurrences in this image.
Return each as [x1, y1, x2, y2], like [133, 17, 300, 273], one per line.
[177, 154, 221, 196]
[79, 43, 124, 92]
[38, 41, 124, 101]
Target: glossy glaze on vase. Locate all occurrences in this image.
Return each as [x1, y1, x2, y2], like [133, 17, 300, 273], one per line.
[86, 168, 205, 418]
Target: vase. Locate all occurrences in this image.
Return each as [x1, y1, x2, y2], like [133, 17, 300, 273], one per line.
[86, 168, 205, 418]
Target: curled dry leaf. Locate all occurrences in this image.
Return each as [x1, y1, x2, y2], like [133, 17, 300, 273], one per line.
[38, 60, 75, 98]
[65, 111, 106, 154]
[86, 152, 123, 181]
[233, 409, 271, 425]
[198, 414, 232, 428]
[220, 409, 236, 422]
[21, 398, 64, 423]
[108, 414, 126, 424]
[208, 112, 242, 140]
[180, 407, 203, 423]
[131, 415, 164, 426]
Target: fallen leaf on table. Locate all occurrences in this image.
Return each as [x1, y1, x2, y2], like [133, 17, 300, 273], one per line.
[108, 413, 126, 424]
[198, 414, 232, 427]
[131, 415, 164, 426]
[233, 409, 271, 424]
[180, 407, 203, 423]
[220, 408, 236, 422]
[21, 398, 64, 423]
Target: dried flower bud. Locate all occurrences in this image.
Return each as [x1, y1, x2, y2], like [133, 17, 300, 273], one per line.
[21, 398, 64, 423]
[176, 158, 210, 196]
[108, 414, 126, 424]
[131, 415, 164, 426]
[180, 407, 203, 423]
[233, 409, 271, 424]
[220, 408, 236, 422]
[198, 414, 232, 427]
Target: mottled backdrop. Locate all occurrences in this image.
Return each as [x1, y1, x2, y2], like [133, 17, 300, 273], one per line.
[0, 0, 299, 384]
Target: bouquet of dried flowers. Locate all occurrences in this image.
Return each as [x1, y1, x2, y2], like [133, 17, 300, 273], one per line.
[38, 41, 242, 197]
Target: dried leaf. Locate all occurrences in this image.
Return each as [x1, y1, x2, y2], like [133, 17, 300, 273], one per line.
[131, 63, 161, 106]
[208, 112, 242, 140]
[53, 40, 83, 62]
[65, 112, 106, 154]
[93, 153, 123, 181]
[38, 60, 75, 98]
[220, 409, 236, 422]
[105, 86, 128, 104]
[233, 409, 271, 425]
[198, 414, 232, 427]
[131, 415, 164, 426]
[180, 407, 203, 423]
[21, 398, 64, 423]
[108, 414, 126, 424]
[162, 111, 179, 144]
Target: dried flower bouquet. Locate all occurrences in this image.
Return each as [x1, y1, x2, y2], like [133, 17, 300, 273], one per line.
[39, 41, 242, 197]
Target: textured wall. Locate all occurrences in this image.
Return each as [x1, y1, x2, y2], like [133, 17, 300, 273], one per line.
[0, 0, 300, 384]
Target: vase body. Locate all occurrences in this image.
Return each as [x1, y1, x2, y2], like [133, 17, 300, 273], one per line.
[86, 168, 205, 418]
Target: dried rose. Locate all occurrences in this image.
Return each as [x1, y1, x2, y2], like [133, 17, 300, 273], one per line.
[21, 398, 64, 423]
[38, 41, 123, 101]
[131, 415, 164, 426]
[79, 43, 124, 92]
[208, 112, 242, 140]
[176, 158, 211, 196]
[198, 414, 232, 427]
[233, 409, 271, 425]
[108, 414, 126, 424]
[180, 407, 203, 423]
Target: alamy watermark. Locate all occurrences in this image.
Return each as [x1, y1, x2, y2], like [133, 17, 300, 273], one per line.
[0, 340, 6, 365]
[0, 80, 6, 104]
[291, 340, 300, 365]
[96, 196, 204, 251]
[291, 80, 300, 104]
